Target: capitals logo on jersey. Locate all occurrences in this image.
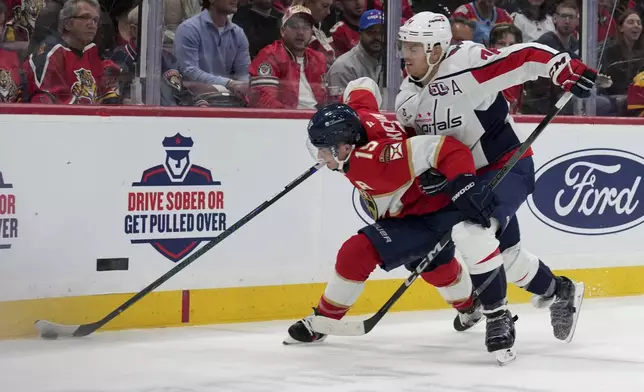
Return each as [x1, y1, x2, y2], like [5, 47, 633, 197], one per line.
[0, 171, 18, 250]
[124, 134, 227, 262]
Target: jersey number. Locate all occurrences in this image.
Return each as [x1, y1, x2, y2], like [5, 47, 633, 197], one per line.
[480, 48, 500, 60]
[354, 141, 379, 160]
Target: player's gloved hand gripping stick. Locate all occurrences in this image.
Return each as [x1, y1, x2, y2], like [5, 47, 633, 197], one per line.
[310, 92, 574, 337]
[34, 163, 324, 339]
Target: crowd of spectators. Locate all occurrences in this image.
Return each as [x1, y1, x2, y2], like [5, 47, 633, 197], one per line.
[0, 0, 643, 116]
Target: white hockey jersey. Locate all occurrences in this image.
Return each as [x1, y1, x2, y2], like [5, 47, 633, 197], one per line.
[395, 40, 567, 170]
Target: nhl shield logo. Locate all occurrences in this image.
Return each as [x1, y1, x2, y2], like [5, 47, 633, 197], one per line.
[124, 133, 227, 262]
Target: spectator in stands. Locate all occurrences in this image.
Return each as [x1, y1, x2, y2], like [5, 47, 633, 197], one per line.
[522, 1, 579, 115]
[273, 0, 293, 13]
[328, 9, 383, 91]
[452, 0, 512, 45]
[599, 9, 644, 114]
[28, 0, 113, 58]
[2, 0, 45, 43]
[598, 0, 618, 44]
[174, 0, 250, 99]
[511, 0, 555, 42]
[111, 6, 176, 105]
[294, 0, 335, 65]
[0, 1, 6, 42]
[0, 42, 26, 102]
[2, 0, 21, 25]
[233, 0, 283, 59]
[423, 2, 451, 16]
[489, 23, 523, 113]
[450, 17, 475, 42]
[27, 0, 66, 55]
[495, 0, 520, 14]
[110, 2, 137, 47]
[368, 0, 413, 21]
[182, 0, 204, 18]
[165, 0, 191, 34]
[536, 1, 579, 57]
[249, 5, 327, 108]
[329, 0, 364, 57]
[25, 0, 120, 104]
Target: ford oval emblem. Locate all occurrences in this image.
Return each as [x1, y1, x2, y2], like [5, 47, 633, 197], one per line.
[527, 148, 644, 235]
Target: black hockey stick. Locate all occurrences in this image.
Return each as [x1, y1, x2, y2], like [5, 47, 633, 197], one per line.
[35, 163, 323, 339]
[311, 92, 574, 336]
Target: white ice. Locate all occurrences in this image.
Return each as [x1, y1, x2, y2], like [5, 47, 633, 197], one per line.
[2, 296, 644, 392]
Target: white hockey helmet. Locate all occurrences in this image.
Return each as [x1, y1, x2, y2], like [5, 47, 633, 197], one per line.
[398, 12, 452, 82]
[398, 12, 452, 56]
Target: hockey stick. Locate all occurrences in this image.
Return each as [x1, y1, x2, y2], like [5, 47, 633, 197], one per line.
[35, 163, 323, 339]
[311, 92, 574, 337]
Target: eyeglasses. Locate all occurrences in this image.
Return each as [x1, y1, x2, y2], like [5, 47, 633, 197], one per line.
[71, 14, 100, 24]
[556, 13, 577, 20]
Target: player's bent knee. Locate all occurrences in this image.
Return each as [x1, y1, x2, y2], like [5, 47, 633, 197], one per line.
[335, 233, 381, 282]
[452, 221, 502, 274]
[421, 258, 473, 303]
[502, 242, 539, 287]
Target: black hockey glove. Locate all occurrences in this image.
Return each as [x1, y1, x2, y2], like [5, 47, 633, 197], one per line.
[418, 168, 448, 196]
[445, 174, 499, 228]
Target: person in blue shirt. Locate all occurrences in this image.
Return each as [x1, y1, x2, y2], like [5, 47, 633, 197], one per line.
[174, 0, 251, 98]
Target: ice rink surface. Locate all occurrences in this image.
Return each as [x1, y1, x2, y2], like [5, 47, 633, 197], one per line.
[2, 296, 644, 392]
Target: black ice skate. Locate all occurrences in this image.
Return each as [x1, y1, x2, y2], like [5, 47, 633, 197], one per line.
[531, 277, 585, 343]
[453, 297, 483, 332]
[283, 309, 328, 345]
[485, 309, 516, 366]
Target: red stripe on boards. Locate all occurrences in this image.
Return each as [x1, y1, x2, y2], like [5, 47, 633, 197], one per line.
[182, 290, 190, 323]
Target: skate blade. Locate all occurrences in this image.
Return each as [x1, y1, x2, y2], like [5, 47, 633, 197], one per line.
[564, 282, 585, 343]
[282, 335, 327, 346]
[453, 315, 484, 332]
[494, 348, 517, 366]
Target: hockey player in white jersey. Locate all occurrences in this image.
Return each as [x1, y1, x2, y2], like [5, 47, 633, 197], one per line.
[395, 12, 591, 347]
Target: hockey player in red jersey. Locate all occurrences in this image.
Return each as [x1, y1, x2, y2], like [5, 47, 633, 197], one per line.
[284, 80, 519, 363]
[395, 12, 591, 343]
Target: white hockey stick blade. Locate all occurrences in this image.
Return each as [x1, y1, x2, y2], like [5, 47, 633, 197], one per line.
[565, 282, 585, 344]
[34, 320, 81, 338]
[310, 316, 366, 336]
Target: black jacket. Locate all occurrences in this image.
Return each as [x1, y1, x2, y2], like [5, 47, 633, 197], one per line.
[232, 6, 282, 59]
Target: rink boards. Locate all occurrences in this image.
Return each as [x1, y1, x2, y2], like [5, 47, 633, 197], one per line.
[1, 106, 644, 338]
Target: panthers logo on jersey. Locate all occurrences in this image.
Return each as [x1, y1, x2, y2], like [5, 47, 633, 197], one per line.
[0, 69, 19, 103]
[357, 188, 378, 221]
[70, 68, 97, 104]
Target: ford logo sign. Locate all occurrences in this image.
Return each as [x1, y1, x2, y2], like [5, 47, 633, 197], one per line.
[527, 148, 644, 235]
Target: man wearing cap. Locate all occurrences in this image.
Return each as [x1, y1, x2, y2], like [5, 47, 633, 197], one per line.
[329, 0, 364, 57]
[327, 9, 383, 94]
[248, 5, 327, 108]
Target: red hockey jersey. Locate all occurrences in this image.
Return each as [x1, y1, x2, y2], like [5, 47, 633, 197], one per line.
[329, 20, 359, 57]
[25, 35, 119, 104]
[452, 3, 512, 45]
[341, 77, 475, 219]
[0, 47, 25, 103]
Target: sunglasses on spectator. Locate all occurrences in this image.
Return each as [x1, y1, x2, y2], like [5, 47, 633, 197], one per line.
[71, 14, 100, 24]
